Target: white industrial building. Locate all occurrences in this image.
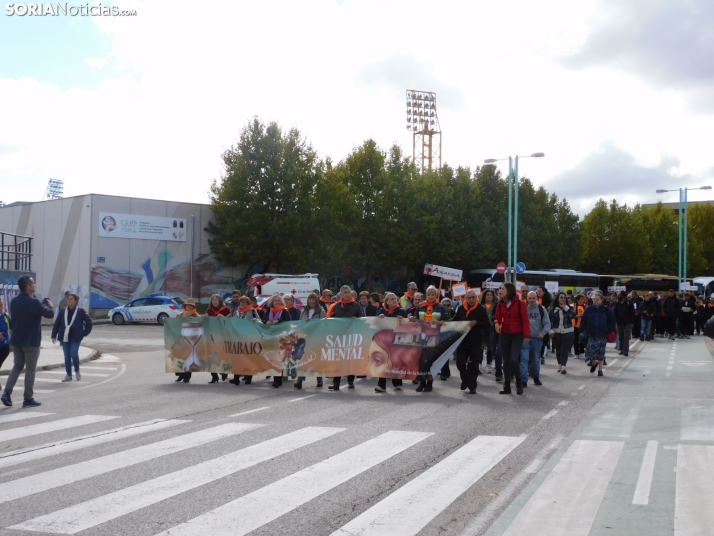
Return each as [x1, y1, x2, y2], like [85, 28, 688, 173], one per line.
[0, 194, 241, 317]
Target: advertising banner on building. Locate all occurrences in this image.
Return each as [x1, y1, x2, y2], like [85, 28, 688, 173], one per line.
[165, 317, 471, 379]
[98, 213, 187, 242]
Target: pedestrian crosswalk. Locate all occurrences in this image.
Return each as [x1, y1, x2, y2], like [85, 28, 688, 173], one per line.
[1, 405, 714, 535]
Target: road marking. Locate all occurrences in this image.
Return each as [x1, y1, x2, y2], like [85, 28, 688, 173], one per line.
[93, 354, 121, 361]
[288, 394, 318, 402]
[583, 402, 640, 438]
[608, 358, 618, 366]
[501, 440, 624, 536]
[459, 435, 564, 536]
[0, 412, 54, 425]
[229, 407, 269, 417]
[542, 410, 559, 420]
[333, 435, 523, 536]
[76, 366, 118, 371]
[14, 427, 345, 534]
[664, 445, 677, 450]
[152, 431, 431, 536]
[558, 401, 569, 406]
[0, 422, 260, 505]
[40, 370, 111, 377]
[681, 362, 710, 367]
[578, 384, 585, 390]
[666, 372, 672, 378]
[681, 406, 714, 440]
[75, 363, 126, 391]
[0, 419, 187, 469]
[0, 415, 118, 443]
[667, 366, 673, 370]
[675, 444, 714, 535]
[633, 440, 658, 505]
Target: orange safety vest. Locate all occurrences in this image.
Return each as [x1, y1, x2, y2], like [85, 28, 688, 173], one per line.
[572, 305, 584, 328]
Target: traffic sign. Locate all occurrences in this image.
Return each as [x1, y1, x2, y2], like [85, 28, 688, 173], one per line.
[516, 262, 526, 274]
[496, 262, 507, 275]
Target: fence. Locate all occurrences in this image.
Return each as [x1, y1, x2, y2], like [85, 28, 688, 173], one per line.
[0, 232, 32, 271]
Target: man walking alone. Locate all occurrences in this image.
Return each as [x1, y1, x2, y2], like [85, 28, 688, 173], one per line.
[1, 275, 55, 408]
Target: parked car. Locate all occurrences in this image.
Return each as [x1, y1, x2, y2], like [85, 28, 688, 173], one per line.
[108, 295, 184, 325]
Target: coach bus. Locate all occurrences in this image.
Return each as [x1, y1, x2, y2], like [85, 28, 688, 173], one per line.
[599, 274, 687, 295]
[467, 269, 599, 295]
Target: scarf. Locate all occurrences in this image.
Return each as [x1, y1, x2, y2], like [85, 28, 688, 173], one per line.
[63, 306, 78, 343]
[237, 305, 254, 316]
[463, 301, 480, 316]
[484, 302, 493, 310]
[326, 298, 355, 318]
[404, 291, 415, 301]
[385, 305, 400, 316]
[270, 306, 287, 314]
[424, 299, 439, 321]
[319, 296, 332, 305]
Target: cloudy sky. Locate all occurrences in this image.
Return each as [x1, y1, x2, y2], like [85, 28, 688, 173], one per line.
[1, 0, 713, 215]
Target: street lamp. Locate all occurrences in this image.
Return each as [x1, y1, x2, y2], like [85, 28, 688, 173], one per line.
[484, 153, 545, 283]
[655, 185, 712, 288]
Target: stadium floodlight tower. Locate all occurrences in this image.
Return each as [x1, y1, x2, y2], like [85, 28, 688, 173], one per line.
[406, 90, 441, 173]
[43, 178, 64, 200]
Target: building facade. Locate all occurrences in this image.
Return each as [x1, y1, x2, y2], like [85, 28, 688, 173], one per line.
[0, 194, 241, 317]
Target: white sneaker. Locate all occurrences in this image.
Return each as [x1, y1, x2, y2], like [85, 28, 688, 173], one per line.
[62, 375, 72, 382]
[394, 386, 402, 391]
[374, 386, 386, 393]
[479, 365, 485, 374]
[75, 372, 81, 381]
[486, 364, 493, 373]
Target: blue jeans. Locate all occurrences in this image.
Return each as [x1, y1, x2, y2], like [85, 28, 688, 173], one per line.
[640, 318, 652, 338]
[61, 340, 81, 377]
[520, 337, 543, 384]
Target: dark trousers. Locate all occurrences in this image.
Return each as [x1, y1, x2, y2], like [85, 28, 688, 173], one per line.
[0, 345, 9, 389]
[696, 316, 705, 334]
[666, 315, 677, 336]
[541, 333, 550, 358]
[175, 372, 192, 381]
[632, 317, 641, 338]
[553, 332, 574, 367]
[682, 313, 694, 336]
[3, 346, 41, 400]
[617, 324, 632, 354]
[500, 333, 524, 388]
[440, 360, 451, 378]
[332, 375, 355, 386]
[377, 377, 403, 388]
[573, 327, 583, 355]
[456, 345, 480, 390]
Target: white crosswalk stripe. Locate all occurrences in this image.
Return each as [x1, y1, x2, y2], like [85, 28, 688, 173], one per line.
[0, 418, 188, 469]
[501, 440, 624, 536]
[12, 426, 343, 534]
[152, 430, 431, 536]
[333, 435, 524, 536]
[40, 370, 111, 377]
[0, 415, 118, 442]
[0, 422, 260, 505]
[0, 411, 54, 425]
[675, 444, 714, 536]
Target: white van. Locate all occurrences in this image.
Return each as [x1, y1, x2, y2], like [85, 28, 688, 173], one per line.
[246, 273, 320, 309]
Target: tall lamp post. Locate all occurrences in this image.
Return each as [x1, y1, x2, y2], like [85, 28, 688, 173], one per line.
[655, 186, 712, 288]
[484, 153, 545, 283]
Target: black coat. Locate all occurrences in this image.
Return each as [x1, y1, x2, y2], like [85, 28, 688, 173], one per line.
[452, 303, 490, 348]
[360, 304, 378, 317]
[614, 300, 636, 325]
[329, 300, 364, 318]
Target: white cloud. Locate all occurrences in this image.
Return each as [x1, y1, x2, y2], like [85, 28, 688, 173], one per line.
[0, 0, 712, 215]
[84, 57, 108, 69]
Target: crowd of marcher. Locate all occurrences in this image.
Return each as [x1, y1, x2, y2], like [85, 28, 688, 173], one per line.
[170, 280, 714, 396]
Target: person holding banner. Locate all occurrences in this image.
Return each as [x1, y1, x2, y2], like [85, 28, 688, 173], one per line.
[206, 294, 231, 383]
[359, 291, 378, 317]
[373, 292, 408, 392]
[265, 295, 293, 388]
[451, 289, 489, 394]
[174, 299, 200, 383]
[295, 292, 326, 389]
[319, 289, 333, 312]
[282, 294, 301, 321]
[412, 286, 452, 382]
[327, 285, 364, 391]
[228, 296, 262, 386]
[495, 283, 530, 395]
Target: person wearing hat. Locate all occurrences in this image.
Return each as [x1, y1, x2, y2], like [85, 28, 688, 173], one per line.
[175, 298, 199, 383]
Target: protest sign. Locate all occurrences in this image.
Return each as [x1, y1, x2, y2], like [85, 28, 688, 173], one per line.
[165, 317, 471, 380]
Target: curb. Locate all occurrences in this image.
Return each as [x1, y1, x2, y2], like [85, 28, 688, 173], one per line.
[0, 347, 99, 376]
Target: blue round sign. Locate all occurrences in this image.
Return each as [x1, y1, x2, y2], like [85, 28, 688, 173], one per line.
[515, 262, 527, 274]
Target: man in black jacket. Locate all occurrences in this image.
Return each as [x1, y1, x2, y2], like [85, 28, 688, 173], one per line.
[639, 292, 658, 341]
[451, 290, 490, 394]
[663, 289, 681, 340]
[629, 291, 643, 339]
[327, 286, 364, 391]
[358, 291, 378, 317]
[614, 291, 635, 356]
[1, 275, 55, 408]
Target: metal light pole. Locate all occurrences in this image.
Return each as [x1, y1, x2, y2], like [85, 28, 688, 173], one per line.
[485, 153, 544, 284]
[656, 185, 712, 289]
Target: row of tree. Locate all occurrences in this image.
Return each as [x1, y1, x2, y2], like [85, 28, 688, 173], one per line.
[207, 118, 714, 289]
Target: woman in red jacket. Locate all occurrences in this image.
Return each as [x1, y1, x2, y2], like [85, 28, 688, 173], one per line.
[206, 294, 231, 383]
[495, 282, 530, 395]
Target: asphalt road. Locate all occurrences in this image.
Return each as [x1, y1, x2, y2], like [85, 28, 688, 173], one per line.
[1, 326, 712, 536]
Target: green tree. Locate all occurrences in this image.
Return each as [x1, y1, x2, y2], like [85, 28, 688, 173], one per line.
[206, 118, 324, 272]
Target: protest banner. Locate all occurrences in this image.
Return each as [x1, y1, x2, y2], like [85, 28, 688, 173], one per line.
[165, 317, 471, 380]
[423, 264, 463, 282]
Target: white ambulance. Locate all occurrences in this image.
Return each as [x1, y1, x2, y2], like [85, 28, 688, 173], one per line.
[246, 273, 320, 309]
